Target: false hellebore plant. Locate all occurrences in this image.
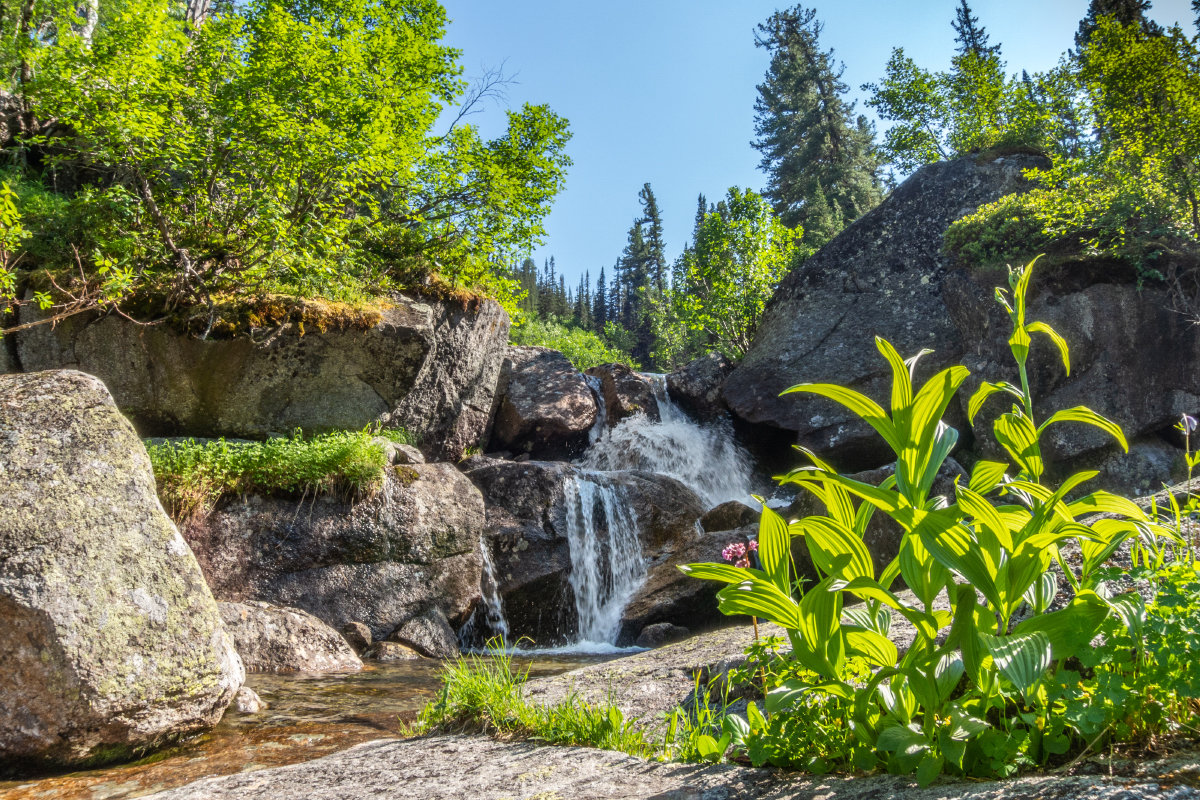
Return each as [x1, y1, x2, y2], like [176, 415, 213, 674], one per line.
[680, 257, 1180, 782]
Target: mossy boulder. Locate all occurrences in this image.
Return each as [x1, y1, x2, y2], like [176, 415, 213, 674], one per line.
[6, 293, 510, 461]
[0, 370, 243, 771]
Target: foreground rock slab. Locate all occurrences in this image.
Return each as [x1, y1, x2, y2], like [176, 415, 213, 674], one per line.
[142, 734, 1200, 800]
[0, 370, 243, 769]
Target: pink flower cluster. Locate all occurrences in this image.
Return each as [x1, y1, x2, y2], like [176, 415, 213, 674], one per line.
[721, 539, 759, 568]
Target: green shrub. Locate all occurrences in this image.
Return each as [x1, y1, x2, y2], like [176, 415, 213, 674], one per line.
[145, 429, 412, 519]
[682, 257, 1192, 782]
[509, 317, 638, 370]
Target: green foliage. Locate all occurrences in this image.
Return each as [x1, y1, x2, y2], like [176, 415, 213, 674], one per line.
[412, 643, 655, 757]
[653, 188, 807, 367]
[509, 317, 638, 371]
[752, 6, 883, 247]
[681, 258, 1193, 782]
[145, 428, 412, 519]
[1, 0, 570, 318]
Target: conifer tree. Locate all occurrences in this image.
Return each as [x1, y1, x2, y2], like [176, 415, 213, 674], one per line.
[753, 5, 883, 247]
[637, 183, 667, 294]
[1076, 0, 1161, 48]
[952, 0, 1001, 57]
[593, 266, 608, 332]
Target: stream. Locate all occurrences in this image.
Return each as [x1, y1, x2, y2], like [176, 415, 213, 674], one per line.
[0, 654, 612, 800]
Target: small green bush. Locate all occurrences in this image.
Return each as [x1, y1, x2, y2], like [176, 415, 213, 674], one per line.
[145, 429, 411, 519]
[509, 317, 638, 370]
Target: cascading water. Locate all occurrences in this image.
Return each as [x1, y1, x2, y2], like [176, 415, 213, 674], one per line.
[561, 474, 645, 648]
[458, 535, 509, 649]
[581, 374, 754, 507]
[584, 373, 608, 445]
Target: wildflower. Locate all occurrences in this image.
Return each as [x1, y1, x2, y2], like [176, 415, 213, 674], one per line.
[747, 540, 758, 552]
[721, 542, 746, 563]
[1179, 413, 1198, 435]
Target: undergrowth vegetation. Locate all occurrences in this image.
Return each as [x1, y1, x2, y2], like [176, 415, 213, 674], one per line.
[509, 317, 639, 370]
[420, 257, 1200, 785]
[145, 429, 413, 519]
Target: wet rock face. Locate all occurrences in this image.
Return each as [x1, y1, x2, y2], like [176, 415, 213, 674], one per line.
[488, 346, 598, 459]
[218, 601, 363, 673]
[182, 463, 485, 645]
[668, 352, 735, 421]
[723, 153, 1050, 467]
[7, 294, 509, 461]
[585, 362, 659, 426]
[946, 269, 1197, 489]
[464, 459, 706, 646]
[0, 370, 243, 770]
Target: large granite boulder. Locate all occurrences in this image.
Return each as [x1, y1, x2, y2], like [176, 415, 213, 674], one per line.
[464, 459, 706, 645]
[182, 462, 485, 644]
[6, 293, 509, 461]
[218, 601, 363, 673]
[723, 152, 1051, 468]
[667, 352, 734, 421]
[585, 363, 659, 426]
[0, 370, 243, 769]
[945, 266, 1197, 490]
[488, 346, 598, 459]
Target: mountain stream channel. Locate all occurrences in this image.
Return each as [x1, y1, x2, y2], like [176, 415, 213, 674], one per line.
[0, 375, 759, 799]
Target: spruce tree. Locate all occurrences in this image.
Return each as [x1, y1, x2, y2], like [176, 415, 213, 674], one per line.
[1075, 0, 1161, 48]
[952, 0, 1001, 57]
[753, 5, 883, 247]
[638, 183, 667, 294]
[593, 266, 608, 332]
[1193, 0, 1199, 33]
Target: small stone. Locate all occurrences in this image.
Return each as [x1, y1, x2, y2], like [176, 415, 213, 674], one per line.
[635, 623, 691, 649]
[234, 687, 266, 714]
[364, 641, 423, 661]
[388, 608, 459, 658]
[392, 443, 425, 464]
[340, 621, 373, 654]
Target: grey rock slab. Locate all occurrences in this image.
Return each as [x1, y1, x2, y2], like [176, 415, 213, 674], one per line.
[141, 735, 1200, 800]
[586, 362, 660, 425]
[219, 601, 363, 673]
[0, 369, 243, 769]
[668, 351, 735, 421]
[724, 152, 1049, 465]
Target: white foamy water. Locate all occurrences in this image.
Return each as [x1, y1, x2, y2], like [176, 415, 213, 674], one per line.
[580, 374, 754, 507]
[458, 535, 510, 649]
[562, 473, 646, 647]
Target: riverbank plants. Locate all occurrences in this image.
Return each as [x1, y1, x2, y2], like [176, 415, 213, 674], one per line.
[146, 428, 414, 519]
[682, 257, 1195, 782]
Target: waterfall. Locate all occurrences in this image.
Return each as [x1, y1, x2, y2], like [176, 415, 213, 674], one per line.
[562, 474, 645, 647]
[458, 535, 509, 649]
[584, 373, 608, 444]
[580, 374, 753, 507]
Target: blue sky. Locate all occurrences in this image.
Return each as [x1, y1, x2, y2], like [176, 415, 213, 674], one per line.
[439, 1, 1198, 288]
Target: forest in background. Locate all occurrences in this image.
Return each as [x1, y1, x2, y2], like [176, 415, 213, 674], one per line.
[1, 0, 1198, 370]
[518, 0, 1200, 371]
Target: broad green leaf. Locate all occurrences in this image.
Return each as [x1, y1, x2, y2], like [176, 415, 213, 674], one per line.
[968, 381, 1023, 423]
[1038, 406, 1128, 452]
[757, 505, 792, 593]
[979, 631, 1052, 696]
[1067, 490, 1147, 520]
[1013, 591, 1110, 660]
[801, 516, 874, 582]
[1027, 321, 1070, 375]
[1106, 592, 1146, 639]
[968, 459, 1009, 495]
[715, 578, 801, 629]
[846, 627, 899, 667]
[678, 562, 767, 584]
[876, 336, 914, 412]
[782, 383, 902, 453]
[994, 411, 1044, 480]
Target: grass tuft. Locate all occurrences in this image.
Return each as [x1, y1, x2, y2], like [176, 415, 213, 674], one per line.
[145, 428, 414, 520]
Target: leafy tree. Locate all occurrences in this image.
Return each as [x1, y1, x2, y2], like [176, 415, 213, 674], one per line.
[753, 5, 882, 247]
[660, 188, 807, 362]
[1, 0, 571, 325]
